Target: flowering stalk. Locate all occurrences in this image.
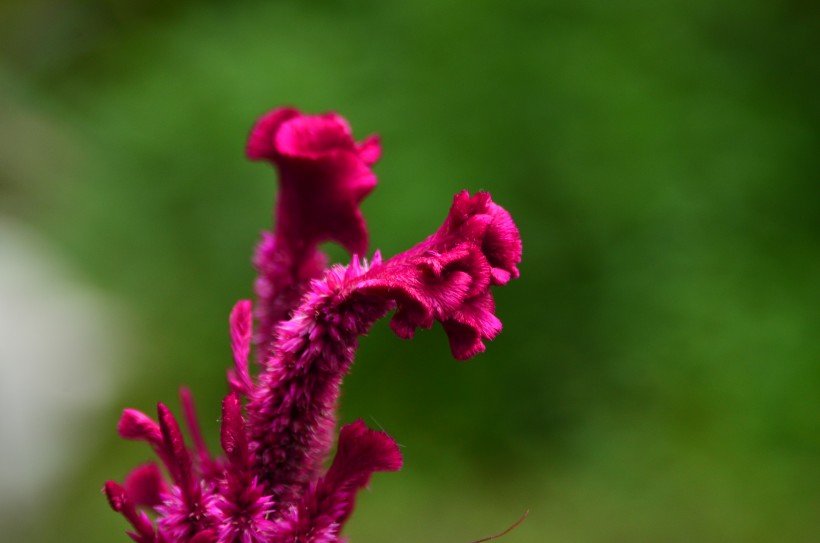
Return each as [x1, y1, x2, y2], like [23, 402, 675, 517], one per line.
[104, 108, 521, 543]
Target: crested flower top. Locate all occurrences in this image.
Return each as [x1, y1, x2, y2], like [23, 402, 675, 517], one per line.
[104, 107, 522, 543]
[246, 107, 380, 258]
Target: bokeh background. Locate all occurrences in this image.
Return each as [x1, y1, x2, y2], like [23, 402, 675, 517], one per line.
[1, 1, 818, 542]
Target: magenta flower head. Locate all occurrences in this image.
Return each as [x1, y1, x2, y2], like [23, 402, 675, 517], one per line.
[104, 108, 522, 543]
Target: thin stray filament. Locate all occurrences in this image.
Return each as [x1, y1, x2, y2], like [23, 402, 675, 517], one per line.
[468, 510, 530, 543]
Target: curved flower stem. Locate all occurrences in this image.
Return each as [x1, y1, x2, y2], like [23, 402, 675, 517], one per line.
[248, 191, 521, 509]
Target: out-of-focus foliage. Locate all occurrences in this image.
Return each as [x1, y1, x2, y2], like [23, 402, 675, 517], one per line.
[1, 1, 817, 542]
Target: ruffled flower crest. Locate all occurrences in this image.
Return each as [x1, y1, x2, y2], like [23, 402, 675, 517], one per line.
[349, 189, 522, 360]
[104, 108, 521, 543]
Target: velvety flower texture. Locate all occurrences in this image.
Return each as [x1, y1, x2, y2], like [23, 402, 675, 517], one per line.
[104, 107, 522, 543]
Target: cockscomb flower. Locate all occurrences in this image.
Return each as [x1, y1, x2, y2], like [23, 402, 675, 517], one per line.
[247, 108, 381, 360]
[104, 107, 522, 543]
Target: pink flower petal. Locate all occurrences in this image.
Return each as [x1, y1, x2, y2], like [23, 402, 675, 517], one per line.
[321, 420, 403, 509]
[118, 409, 176, 473]
[247, 108, 379, 256]
[179, 387, 212, 469]
[273, 113, 356, 159]
[270, 421, 402, 543]
[220, 393, 248, 467]
[229, 300, 254, 393]
[157, 403, 194, 497]
[124, 463, 166, 509]
[104, 480, 157, 543]
[245, 108, 300, 160]
[118, 409, 162, 445]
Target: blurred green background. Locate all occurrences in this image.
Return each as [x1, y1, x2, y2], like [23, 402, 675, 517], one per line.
[1, 1, 818, 542]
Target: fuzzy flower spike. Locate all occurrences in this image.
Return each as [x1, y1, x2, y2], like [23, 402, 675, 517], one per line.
[104, 108, 522, 543]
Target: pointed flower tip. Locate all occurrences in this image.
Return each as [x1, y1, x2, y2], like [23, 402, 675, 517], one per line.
[357, 134, 381, 165]
[124, 463, 166, 509]
[230, 299, 253, 322]
[118, 409, 162, 444]
[105, 480, 157, 543]
[157, 403, 186, 460]
[229, 300, 254, 392]
[301, 420, 402, 531]
[333, 420, 404, 477]
[220, 392, 248, 465]
[179, 387, 212, 466]
[157, 403, 194, 490]
[246, 107, 379, 257]
[104, 480, 127, 512]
